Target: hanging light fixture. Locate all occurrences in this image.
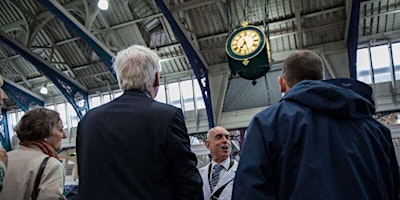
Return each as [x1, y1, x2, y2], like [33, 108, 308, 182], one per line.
[40, 84, 48, 95]
[98, 0, 109, 10]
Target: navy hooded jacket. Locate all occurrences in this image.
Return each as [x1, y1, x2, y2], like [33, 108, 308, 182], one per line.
[233, 78, 400, 200]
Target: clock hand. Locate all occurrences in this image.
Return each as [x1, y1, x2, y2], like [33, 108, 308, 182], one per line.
[245, 37, 252, 48]
[242, 40, 247, 49]
[243, 40, 251, 50]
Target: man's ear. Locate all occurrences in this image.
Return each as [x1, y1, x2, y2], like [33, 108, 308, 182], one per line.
[205, 140, 211, 150]
[153, 72, 160, 87]
[278, 76, 288, 93]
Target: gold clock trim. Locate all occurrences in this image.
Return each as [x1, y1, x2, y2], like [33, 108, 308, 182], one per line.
[230, 30, 261, 56]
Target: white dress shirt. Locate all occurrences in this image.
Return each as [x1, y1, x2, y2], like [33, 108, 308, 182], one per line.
[210, 157, 231, 181]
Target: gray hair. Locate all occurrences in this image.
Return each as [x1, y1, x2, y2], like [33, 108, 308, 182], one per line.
[113, 45, 161, 91]
[14, 107, 61, 142]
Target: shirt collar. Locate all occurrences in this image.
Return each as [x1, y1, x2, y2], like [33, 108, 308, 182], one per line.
[125, 89, 152, 98]
[141, 90, 151, 98]
[211, 157, 230, 170]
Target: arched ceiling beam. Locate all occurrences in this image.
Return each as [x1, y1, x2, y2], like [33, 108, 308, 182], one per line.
[37, 0, 116, 79]
[3, 0, 29, 45]
[25, 13, 79, 80]
[3, 78, 44, 112]
[0, 45, 33, 88]
[84, 0, 101, 31]
[0, 0, 86, 82]
[0, 13, 164, 59]
[1, 0, 82, 34]
[124, 1, 147, 45]
[0, 31, 89, 119]
[159, 16, 174, 43]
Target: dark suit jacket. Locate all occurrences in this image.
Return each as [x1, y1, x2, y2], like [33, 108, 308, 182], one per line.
[76, 90, 203, 200]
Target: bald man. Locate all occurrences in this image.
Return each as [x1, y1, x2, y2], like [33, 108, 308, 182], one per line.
[199, 126, 238, 200]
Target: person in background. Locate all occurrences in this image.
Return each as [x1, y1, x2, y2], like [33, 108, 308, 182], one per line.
[233, 50, 400, 199]
[199, 126, 238, 200]
[0, 74, 8, 192]
[0, 107, 67, 200]
[0, 144, 6, 192]
[232, 150, 240, 162]
[76, 44, 203, 200]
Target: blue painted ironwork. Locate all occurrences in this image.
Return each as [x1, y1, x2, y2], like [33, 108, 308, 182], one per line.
[2, 80, 44, 112]
[0, 31, 89, 119]
[347, 0, 360, 79]
[0, 109, 11, 151]
[155, 0, 215, 128]
[37, 0, 116, 79]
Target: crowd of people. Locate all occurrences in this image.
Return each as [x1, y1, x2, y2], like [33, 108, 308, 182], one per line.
[0, 45, 399, 200]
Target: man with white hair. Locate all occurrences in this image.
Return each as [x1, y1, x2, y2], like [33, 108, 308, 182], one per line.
[77, 45, 203, 200]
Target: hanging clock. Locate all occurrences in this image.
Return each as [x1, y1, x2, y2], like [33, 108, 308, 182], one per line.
[226, 21, 271, 81]
[226, 22, 266, 66]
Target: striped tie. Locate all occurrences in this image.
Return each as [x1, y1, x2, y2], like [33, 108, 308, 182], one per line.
[210, 164, 223, 192]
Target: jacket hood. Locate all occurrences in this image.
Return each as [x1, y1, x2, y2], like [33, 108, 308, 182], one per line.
[282, 78, 375, 119]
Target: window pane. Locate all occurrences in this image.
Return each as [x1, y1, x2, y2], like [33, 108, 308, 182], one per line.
[46, 105, 55, 110]
[357, 48, 372, 84]
[168, 82, 181, 108]
[7, 112, 19, 150]
[181, 80, 194, 111]
[103, 94, 111, 104]
[67, 103, 78, 128]
[393, 43, 400, 80]
[10, 113, 16, 128]
[193, 81, 205, 109]
[8, 112, 17, 134]
[114, 91, 123, 98]
[56, 103, 67, 127]
[155, 85, 166, 103]
[90, 96, 101, 109]
[18, 111, 24, 117]
[6, 111, 27, 150]
[371, 45, 390, 83]
[17, 111, 24, 123]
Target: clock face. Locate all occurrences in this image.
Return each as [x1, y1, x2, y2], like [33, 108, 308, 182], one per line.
[226, 26, 266, 60]
[231, 30, 261, 56]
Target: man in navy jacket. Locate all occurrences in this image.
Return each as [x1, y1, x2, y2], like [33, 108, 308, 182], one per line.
[77, 45, 203, 200]
[233, 50, 400, 199]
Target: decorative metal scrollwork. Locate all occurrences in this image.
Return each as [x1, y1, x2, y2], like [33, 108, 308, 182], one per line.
[74, 92, 86, 108]
[58, 79, 73, 95]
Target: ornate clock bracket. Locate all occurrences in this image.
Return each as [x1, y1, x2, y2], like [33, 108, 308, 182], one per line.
[242, 59, 250, 66]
